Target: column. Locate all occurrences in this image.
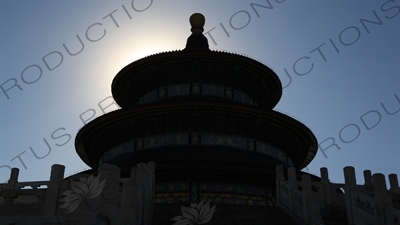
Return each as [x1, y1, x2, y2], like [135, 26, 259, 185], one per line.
[121, 162, 155, 225]
[120, 177, 136, 224]
[389, 174, 400, 195]
[301, 174, 312, 223]
[373, 173, 391, 225]
[96, 163, 120, 223]
[276, 165, 284, 204]
[344, 166, 356, 225]
[287, 167, 297, 211]
[6, 168, 19, 189]
[320, 167, 333, 205]
[4, 168, 19, 204]
[44, 164, 65, 215]
[363, 170, 373, 191]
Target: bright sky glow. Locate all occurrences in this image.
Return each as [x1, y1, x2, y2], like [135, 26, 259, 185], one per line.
[0, 0, 399, 188]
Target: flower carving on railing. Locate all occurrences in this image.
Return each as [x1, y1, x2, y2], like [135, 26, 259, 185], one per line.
[353, 196, 375, 216]
[59, 174, 106, 213]
[363, 202, 375, 215]
[171, 199, 217, 225]
[311, 185, 319, 192]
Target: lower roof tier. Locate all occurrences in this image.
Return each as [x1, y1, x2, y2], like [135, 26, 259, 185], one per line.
[75, 102, 317, 169]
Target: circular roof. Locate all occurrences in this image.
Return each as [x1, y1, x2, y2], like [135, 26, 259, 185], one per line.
[112, 50, 282, 109]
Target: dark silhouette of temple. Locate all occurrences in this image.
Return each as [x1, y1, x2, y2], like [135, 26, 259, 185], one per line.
[2, 13, 399, 225]
[73, 12, 318, 224]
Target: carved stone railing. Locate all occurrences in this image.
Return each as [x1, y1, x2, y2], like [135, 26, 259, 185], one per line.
[344, 167, 397, 225]
[61, 162, 155, 225]
[0, 182, 49, 206]
[0, 162, 156, 225]
[350, 187, 377, 223]
[276, 165, 323, 224]
[276, 165, 400, 225]
[0, 166, 65, 208]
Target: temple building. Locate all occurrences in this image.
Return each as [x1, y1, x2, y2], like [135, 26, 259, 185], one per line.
[1, 13, 400, 225]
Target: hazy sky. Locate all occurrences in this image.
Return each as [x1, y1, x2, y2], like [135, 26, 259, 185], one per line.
[1, 0, 399, 187]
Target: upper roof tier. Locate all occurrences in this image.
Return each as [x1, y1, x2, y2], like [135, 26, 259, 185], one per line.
[111, 13, 282, 110]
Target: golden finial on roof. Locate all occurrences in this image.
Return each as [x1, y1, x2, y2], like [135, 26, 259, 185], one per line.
[190, 13, 205, 34]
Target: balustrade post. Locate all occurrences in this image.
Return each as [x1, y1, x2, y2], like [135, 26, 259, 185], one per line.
[6, 168, 19, 190]
[389, 174, 400, 195]
[96, 163, 121, 224]
[288, 167, 297, 211]
[127, 161, 155, 225]
[120, 177, 135, 224]
[373, 173, 391, 225]
[344, 166, 356, 225]
[276, 165, 284, 204]
[121, 162, 155, 225]
[363, 170, 373, 191]
[44, 164, 65, 215]
[302, 174, 312, 223]
[4, 168, 19, 204]
[320, 167, 333, 205]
